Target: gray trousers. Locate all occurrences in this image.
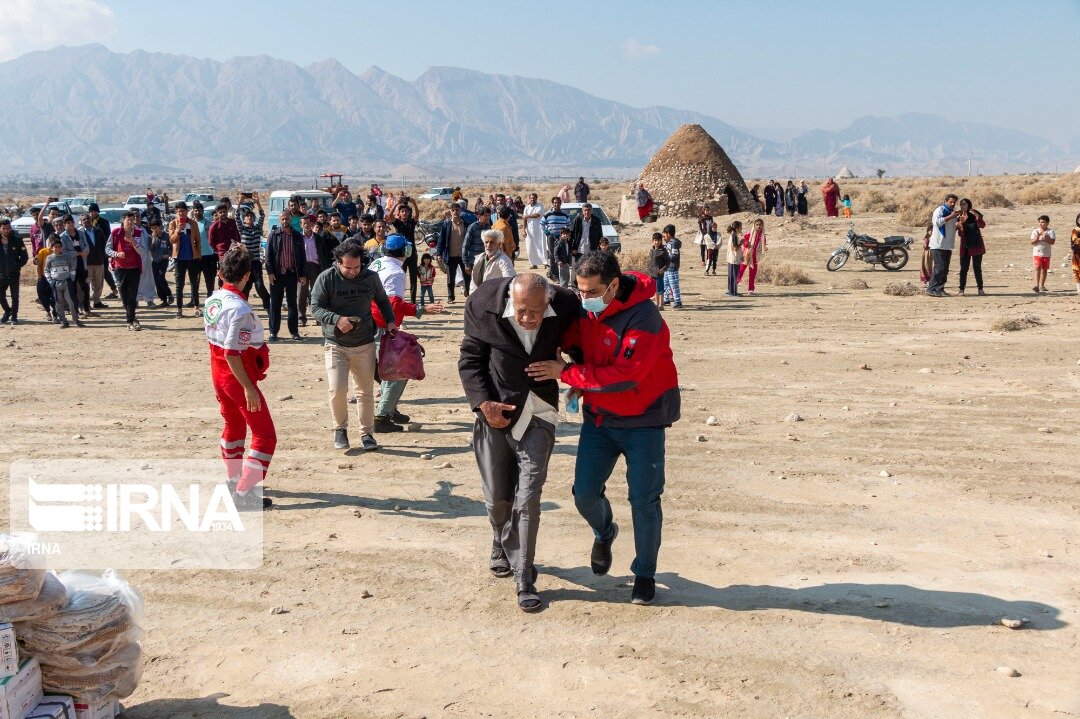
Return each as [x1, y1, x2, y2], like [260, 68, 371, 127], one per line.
[473, 416, 555, 583]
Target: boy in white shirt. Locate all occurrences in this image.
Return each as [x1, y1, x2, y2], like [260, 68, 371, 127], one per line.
[1031, 214, 1055, 293]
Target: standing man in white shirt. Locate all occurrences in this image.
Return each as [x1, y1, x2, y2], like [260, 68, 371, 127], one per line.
[928, 193, 960, 297]
[459, 273, 581, 612]
[522, 192, 546, 269]
[471, 230, 516, 285]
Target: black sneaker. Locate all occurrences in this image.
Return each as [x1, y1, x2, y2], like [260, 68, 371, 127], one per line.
[8, 318, 17, 326]
[590, 522, 619, 575]
[631, 576, 656, 606]
[334, 428, 349, 450]
[290, 333, 302, 341]
[269, 334, 279, 342]
[0, 313, 8, 324]
[391, 410, 411, 424]
[92, 302, 108, 309]
[373, 415, 404, 433]
[232, 489, 272, 511]
[60, 320, 70, 328]
[360, 433, 378, 451]
[75, 320, 86, 328]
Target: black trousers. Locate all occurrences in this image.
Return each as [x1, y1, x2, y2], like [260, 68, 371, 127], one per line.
[546, 235, 557, 278]
[0, 273, 19, 319]
[929, 249, 952, 294]
[200, 254, 218, 296]
[699, 243, 707, 264]
[152, 260, 172, 303]
[298, 261, 321, 321]
[705, 249, 719, 274]
[74, 265, 90, 313]
[174, 259, 201, 307]
[115, 267, 140, 323]
[269, 271, 298, 337]
[243, 260, 271, 311]
[446, 256, 471, 300]
[103, 265, 117, 292]
[958, 253, 983, 292]
[403, 252, 418, 303]
[36, 276, 53, 314]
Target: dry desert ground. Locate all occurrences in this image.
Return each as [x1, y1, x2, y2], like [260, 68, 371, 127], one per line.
[1, 182, 1078, 719]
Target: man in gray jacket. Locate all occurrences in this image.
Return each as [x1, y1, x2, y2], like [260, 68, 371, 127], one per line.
[311, 240, 397, 451]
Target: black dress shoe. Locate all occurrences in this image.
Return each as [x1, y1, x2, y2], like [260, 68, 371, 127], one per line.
[391, 410, 410, 424]
[233, 489, 273, 511]
[334, 428, 349, 450]
[92, 302, 108, 309]
[590, 522, 619, 575]
[631, 576, 656, 606]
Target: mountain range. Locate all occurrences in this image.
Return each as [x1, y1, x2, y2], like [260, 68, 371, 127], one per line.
[0, 44, 1069, 178]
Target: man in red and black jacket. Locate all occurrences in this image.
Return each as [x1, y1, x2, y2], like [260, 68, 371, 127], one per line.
[527, 250, 679, 606]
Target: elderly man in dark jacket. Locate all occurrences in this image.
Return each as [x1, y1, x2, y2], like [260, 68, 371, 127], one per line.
[459, 273, 581, 612]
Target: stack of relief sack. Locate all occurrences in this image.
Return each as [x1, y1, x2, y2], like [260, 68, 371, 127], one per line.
[0, 535, 143, 719]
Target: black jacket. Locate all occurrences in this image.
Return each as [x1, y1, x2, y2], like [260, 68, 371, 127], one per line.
[316, 231, 341, 270]
[83, 218, 111, 265]
[569, 214, 604, 256]
[265, 228, 306, 277]
[0, 235, 29, 276]
[459, 277, 581, 428]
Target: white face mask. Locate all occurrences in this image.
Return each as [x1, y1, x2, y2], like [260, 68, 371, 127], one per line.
[581, 282, 613, 315]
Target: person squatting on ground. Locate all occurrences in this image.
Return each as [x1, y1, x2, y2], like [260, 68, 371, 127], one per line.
[526, 251, 681, 606]
[204, 244, 276, 511]
[311, 240, 397, 452]
[459, 273, 580, 612]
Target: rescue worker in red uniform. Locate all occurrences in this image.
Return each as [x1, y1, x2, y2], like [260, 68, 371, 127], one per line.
[204, 244, 276, 511]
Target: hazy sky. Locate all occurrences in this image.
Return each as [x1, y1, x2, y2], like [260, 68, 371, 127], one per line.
[4, 0, 1078, 144]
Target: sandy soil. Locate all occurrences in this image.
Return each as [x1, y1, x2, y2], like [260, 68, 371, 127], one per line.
[1, 200, 1078, 719]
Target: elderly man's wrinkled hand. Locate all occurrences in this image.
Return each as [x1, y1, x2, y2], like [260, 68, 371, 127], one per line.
[526, 356, 566, 382]
[479, 400, 515, 428]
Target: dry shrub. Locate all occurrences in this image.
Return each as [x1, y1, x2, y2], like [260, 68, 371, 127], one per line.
[883, 281, 919, 296]
[991, 314, 1042, 332]
[619, 249, 650, 274]
[897, 187, 941, 228]
[415, 198, 450, 221]
[968, 188, 1014, 209]
[847, 278, 870, 290]
[1016, 183, 1062, 206]
[758, 262, 813, 286]
[857, 189, 899, 213]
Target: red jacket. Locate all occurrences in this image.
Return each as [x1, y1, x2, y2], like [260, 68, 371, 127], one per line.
[208, 218, 240, 259]
[371, 296, 417, 328]
[560, 271, 680, 428]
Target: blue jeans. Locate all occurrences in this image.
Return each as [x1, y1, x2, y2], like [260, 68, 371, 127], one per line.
[420, 285, 435, 304]
[573, 420, 666, 578]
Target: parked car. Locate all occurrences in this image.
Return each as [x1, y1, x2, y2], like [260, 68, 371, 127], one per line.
[61, 196, 97, 213]
[558, 202, 621, 253]
[265, 190, 334, 234]
[418, 187, 455, 201]
[98, 206, 126, 226]
[10, 201, 74, 240]
[123, 195, 166, 214]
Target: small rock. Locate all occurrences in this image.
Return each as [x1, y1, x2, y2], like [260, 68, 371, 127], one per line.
[696, 435, 707, 442]
[859, 364, 871, 371]
[841, 405, 850, 411]
[337, 462, 353, 470]
[438, 462, 453, 469]
[697, 405, 707, 411]
[328, 533, 337, 539]
[786, 434, 799, 441]
[780, 360, 788, 365]
[277, 394, 293, 401]
[342, 628, 358, 635]
[270, 606, 288, 615]
[776, 475, 787, 481]
[393, 504, 403, 511]
[879, 470, 892, 478]
[889, 402, 897, 407]
[784, 413, 803, 423]
[1037, 427, 1051, 433]
[918, 367, 933, 374]
[72, 434, 84, 440]
[996, 666, 1020, 677]
[420, 454, 434, 460]
[352, 509, 362, 518]
[1000, 618, 1024, 629]
[874, 601, 890, 608]
[316, 377, 323, 382]
[360, 590, 373, 599]
[406, 422, 423, 432]
[705, 416, 718, 426]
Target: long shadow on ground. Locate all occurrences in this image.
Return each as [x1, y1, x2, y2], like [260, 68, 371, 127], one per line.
[541, 565, 1066, 629]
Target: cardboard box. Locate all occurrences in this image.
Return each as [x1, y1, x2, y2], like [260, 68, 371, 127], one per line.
[0, 657, 43, 719]
[0, 625, 17, 679]
[71, 697, 118, 719]
[26, 695, 75, 719]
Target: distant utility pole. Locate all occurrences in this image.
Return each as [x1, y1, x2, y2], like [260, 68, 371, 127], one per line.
[968, 150, 972, 176]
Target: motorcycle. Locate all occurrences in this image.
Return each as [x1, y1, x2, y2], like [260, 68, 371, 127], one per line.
[826, 224, 913, 272]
